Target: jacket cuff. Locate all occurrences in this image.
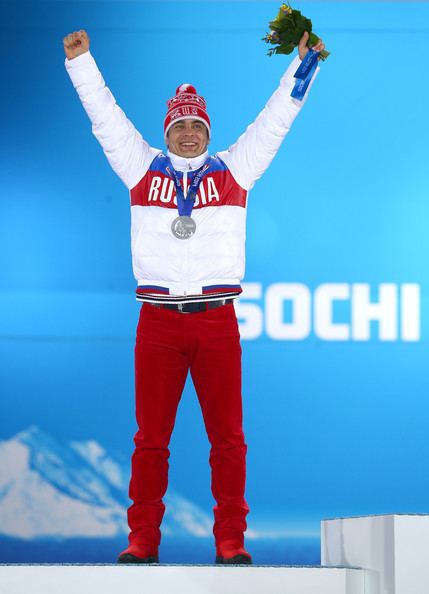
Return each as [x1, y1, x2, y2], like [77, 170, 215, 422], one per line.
[65, 51, 100, 86]
[65, 49, 93, 68]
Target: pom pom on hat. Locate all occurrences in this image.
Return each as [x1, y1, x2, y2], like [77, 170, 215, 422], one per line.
[176, 83, 197, 94]
[164, 83, 211, 138]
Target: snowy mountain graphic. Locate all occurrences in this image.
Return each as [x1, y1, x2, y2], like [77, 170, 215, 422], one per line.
[0, 427, 212, 540]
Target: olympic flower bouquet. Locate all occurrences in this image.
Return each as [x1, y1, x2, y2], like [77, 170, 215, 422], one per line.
[263, 3, 330, 61]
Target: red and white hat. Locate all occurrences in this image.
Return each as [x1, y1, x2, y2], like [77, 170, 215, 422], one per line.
[164, 83, 211, 138]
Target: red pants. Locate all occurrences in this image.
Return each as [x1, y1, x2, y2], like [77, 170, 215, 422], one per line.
[128, 302, 249, 554]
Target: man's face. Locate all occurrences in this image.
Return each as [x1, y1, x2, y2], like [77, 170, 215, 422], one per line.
[166, 119, 209, 158]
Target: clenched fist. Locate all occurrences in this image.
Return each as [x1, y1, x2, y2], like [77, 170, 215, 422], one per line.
[63, 30, 90, 60]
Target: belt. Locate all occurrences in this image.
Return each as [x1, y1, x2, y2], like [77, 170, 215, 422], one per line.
[150, 298, 233, 314]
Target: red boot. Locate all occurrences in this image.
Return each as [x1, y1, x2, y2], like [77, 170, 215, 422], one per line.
[117, 544, 159, 564]
[215, 539, 252, 564]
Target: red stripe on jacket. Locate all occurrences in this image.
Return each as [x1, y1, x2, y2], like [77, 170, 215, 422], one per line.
[131, 170, 247, 209]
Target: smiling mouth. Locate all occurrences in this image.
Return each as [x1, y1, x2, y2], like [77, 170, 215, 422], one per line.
[180, 142, 198, 148]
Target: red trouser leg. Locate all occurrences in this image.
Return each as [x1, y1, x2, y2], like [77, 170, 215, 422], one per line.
[189, 302, 249, 551]
[128, 303, 188, 555]
[128, 301, 249, 555]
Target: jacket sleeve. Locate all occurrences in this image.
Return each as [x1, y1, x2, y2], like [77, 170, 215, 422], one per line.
[217, 55, 319, 192]
[65, 51, 161, 190]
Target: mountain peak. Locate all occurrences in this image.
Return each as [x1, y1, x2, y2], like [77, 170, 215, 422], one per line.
[0, 427, 214, 541]
[16, 425, 48, 442]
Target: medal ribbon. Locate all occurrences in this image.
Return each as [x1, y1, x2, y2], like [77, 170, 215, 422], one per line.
[165, 156, 210, 217]
[291, 49, 319, 101]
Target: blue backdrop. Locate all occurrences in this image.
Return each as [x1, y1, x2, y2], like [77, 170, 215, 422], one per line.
[1, 0, 428, 564]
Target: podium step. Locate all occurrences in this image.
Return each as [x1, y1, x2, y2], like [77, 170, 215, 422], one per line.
[0, 564, 365, 594]
[322, 513, 429, 594]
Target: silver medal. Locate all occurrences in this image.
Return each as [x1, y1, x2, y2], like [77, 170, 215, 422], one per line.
[171, 216, 197, 240]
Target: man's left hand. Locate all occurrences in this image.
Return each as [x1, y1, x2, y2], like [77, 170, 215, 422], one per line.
[298, 32, 325, 61]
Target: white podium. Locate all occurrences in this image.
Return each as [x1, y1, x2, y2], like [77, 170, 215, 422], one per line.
[322, 513, 429, 594]
[0, 564, 365, 594]
[2, 514, 429, 594]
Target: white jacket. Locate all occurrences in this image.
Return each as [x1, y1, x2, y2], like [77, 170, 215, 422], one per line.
[65, 51, 318, 303]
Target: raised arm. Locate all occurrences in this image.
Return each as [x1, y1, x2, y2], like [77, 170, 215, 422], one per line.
[63, 30, 160, 190]
[218, 33, 325, 192]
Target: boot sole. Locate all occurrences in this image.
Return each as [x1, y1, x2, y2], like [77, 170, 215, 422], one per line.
[215, 554, 252, 565]
[117, 553, 159, 564]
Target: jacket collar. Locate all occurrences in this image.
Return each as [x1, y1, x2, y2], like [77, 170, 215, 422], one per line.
[167, 150, 209, 172]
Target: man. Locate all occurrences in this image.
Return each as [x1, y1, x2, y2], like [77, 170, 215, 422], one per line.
[63, 28, 324, 565]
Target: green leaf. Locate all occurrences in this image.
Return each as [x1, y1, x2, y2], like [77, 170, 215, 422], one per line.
[275, 42, 295, 55]
[281, 29, 302, 45]
[301, 16, 313, 33]
[278, 30, 295, 44]
[289, 8, 302, 27]
[309, 32, 319, 47]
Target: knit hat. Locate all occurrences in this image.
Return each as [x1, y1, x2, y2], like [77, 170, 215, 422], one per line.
[164, 84, 211, 138]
